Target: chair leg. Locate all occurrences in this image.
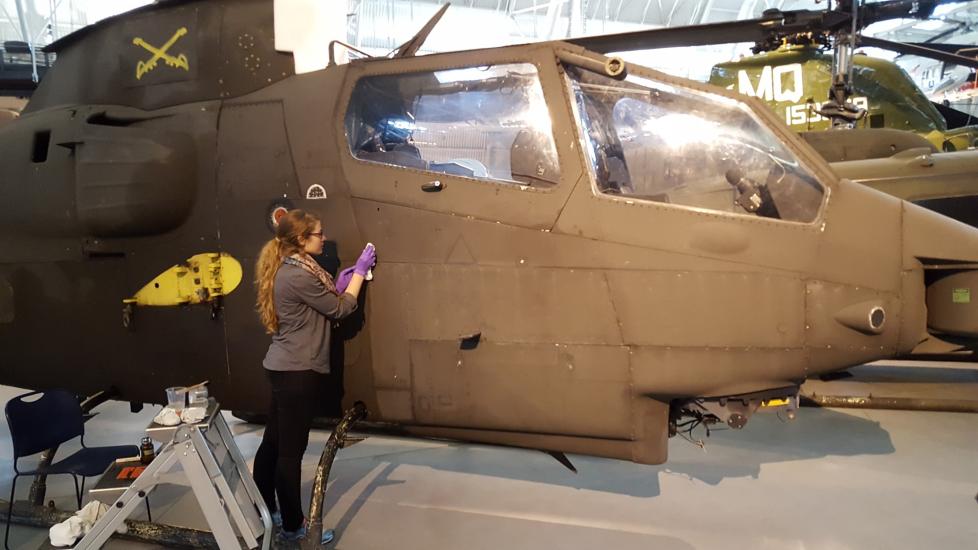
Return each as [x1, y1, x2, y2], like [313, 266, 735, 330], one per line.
[5, 475, 17, 550]
[71, 475, 81, 509]
[145, 496, 152, 523]
[80, 477, 87, 507]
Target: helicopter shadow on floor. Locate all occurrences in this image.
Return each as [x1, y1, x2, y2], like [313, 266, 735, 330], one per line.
[311, 459, 698, 550]
[308, 406, 894, 506]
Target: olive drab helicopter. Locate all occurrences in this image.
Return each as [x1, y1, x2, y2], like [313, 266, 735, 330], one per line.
[710, 45, 978, 152]
[1, 0, 978, 468]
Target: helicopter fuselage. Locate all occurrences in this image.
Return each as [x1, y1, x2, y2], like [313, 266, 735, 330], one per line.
[1, 0, 977, 465]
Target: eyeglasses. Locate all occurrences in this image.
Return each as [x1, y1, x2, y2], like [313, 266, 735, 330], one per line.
[309, 232, 324, 239]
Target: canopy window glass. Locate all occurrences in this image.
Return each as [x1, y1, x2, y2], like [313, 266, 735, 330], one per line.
[566, 66, 824, 223]
[345, 63, 560, 187]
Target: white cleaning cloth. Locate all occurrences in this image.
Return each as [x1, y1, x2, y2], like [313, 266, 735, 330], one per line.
[49, 501, 124, 547]
[180, 406, 207, 424]
[153, 407, 181, 426]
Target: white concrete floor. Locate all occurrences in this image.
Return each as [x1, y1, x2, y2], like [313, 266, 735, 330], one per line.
[1, 383, 976, 550]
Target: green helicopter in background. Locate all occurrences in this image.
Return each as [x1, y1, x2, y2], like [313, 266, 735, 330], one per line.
[709, 42, 978, 152]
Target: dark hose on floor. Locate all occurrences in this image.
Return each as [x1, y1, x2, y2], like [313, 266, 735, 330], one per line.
[1, 499, 219, 548]
[304, 402, 368, 547]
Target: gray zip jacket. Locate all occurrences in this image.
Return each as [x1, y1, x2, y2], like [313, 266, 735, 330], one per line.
[262, 264, 358, 374]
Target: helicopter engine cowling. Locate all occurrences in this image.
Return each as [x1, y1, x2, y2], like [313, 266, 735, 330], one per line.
[926, 270, 978, 340]
[0, 107, 196, 238]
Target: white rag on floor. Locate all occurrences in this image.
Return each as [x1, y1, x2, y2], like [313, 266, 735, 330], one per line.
[49, 500, 126, 547]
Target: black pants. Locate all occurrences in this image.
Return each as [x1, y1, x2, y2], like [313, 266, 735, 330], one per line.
[253, 369, 323, 531]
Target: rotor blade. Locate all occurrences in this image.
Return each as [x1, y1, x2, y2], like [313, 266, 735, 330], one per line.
[566, 1, 963, 55]
[904, 42, 978, 56]
[857, 0, 940, 27]
[567, 13, 799, 53]
[859, 36, 978, 69]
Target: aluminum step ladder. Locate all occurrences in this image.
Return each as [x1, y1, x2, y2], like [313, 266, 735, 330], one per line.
[75, 399, 272, 550]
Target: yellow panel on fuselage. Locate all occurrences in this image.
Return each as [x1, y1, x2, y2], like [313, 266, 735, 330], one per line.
[129, 252, 242, 306]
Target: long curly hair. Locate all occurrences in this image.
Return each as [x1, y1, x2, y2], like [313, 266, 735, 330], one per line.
[255, 209, 321, 334]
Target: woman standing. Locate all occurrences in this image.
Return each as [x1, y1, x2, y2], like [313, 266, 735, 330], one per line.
[252, 209, 376, 541]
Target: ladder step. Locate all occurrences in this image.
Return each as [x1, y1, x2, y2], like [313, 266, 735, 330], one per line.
[88, 457, 148, 506]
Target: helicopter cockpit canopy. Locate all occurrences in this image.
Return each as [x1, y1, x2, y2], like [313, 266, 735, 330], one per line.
[345, 63, 560, 186]
[566, 65, 825, 224]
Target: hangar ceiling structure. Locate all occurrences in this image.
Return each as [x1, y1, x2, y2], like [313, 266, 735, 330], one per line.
[0, 0, 149, 46]
[0, 0, 974, 107]
[346, 0, 978, 110]
[1, 1, 976, 55]
[347, 0, 978, 48]
[1, 1, 975, 69]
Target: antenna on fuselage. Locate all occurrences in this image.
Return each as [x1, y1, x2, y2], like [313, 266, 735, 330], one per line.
[392, 3, 450, 58]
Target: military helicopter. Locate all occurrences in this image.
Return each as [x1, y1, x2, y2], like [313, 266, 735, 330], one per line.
[902, 44, 977, 98]
[709, 44, 978, 151]
[0, 0, 977, 470]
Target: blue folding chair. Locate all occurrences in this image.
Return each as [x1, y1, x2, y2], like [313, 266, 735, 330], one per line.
[4, 389, 139, 550]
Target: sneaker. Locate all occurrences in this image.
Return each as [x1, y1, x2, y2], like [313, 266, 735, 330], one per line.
[321, 528, 335, 545]
[270, 510, 282, 528]
[277, 518, 307, 542]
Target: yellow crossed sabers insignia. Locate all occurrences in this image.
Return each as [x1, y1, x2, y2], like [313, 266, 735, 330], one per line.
[133, 27, 190, 80]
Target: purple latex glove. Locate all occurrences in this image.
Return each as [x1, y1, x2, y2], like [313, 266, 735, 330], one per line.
[335, 267, 356, 293]
[354, 244, 376, 276]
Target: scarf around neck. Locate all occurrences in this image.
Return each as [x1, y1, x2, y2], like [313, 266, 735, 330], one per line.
[284, 253, 337, 294]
